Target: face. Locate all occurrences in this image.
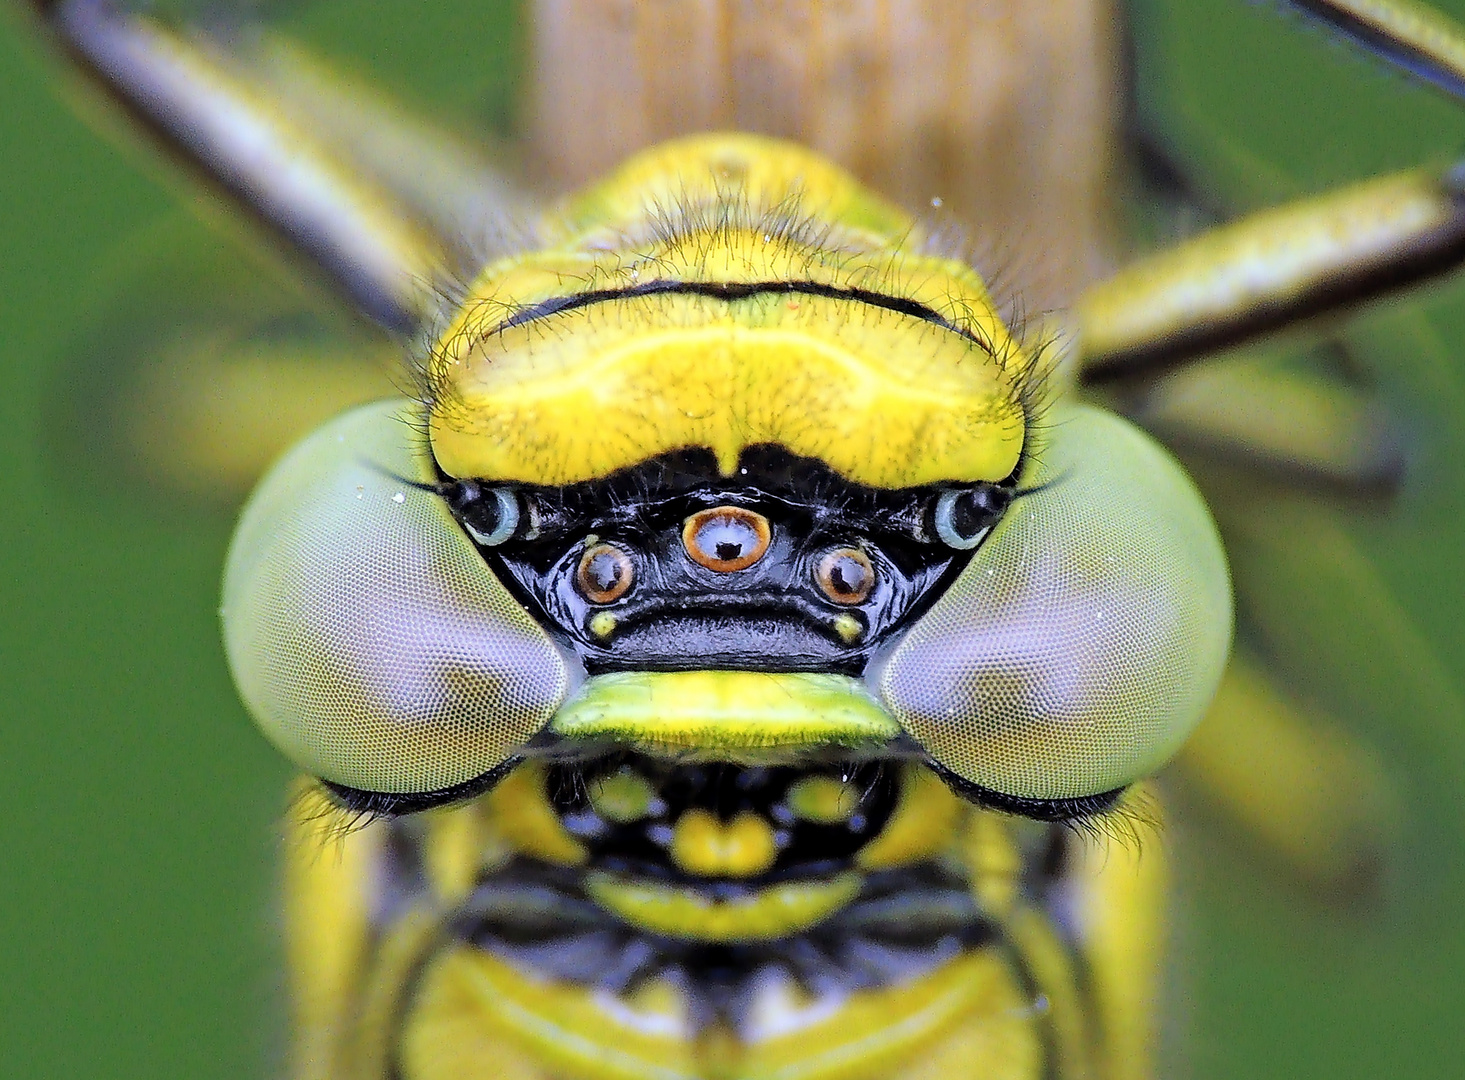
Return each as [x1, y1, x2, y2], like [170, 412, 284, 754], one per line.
[206, 136, 1233, 1076]
[14, 2, 1465, 1078]
[220, 137, 1231, 826]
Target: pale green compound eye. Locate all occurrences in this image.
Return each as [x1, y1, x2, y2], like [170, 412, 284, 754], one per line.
[871, 403, 1233, 804]
[220, 399, 579, 797]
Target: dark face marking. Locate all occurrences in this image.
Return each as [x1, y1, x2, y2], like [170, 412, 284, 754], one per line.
[440, 445, 1018, 675]
[546, 755, 900, 881]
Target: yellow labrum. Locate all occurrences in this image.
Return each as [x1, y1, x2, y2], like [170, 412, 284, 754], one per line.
[427, 134, 1033, 488]
[668, 808, 780, 878]
[549, 670, 901, 759]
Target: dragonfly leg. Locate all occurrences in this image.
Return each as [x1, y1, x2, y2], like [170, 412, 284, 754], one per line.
[1077, 162, 1465, 384]
[1082, 0, 1465, 380]
[1078, 0, 1465, 486]
[25, 0, 531, 333]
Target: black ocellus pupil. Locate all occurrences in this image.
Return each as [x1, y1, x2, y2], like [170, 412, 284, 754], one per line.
[830, 557, 866, 595]
[587, 553, 625, 591]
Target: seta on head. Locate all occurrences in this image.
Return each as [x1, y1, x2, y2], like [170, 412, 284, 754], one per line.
[221, 134, 1232, 823]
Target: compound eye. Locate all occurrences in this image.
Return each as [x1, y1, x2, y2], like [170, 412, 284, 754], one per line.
[682, 506, 771, 572]
[874, 404, 1231, 806]
[221, 400, 575, 802]
[577, 543, 635, 603]
[816, 548, 874, 605]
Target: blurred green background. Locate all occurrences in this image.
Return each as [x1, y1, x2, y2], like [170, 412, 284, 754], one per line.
[3, 0, 1465, 1077]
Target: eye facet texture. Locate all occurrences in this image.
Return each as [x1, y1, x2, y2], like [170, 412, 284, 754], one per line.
[221, 400, 576, 795]
[874, 403, 1232, 802]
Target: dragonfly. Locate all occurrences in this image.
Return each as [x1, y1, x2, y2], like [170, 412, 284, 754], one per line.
[14, 1, 1465, 1078]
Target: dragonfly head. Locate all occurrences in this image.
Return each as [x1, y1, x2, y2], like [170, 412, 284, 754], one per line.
[222, 136, 1232, 821]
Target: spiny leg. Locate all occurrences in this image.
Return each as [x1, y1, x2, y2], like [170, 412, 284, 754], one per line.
[1079, 0, 1465, 485]
[24, 0, 533, 498]
[1113, 345, 1407, 491]
[47, 220, 402, 502]
[1284, 0, 1465, 100]
[1079, 164, 1465, 383]
[1209, 474, 1465, 790]
[1184, 459, 1465, 893]
[24, 0, 532, 334]
[1090, 0, 1465, 894]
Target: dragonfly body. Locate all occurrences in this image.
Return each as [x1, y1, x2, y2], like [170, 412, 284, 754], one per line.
[236, 133, 1214, 1077]
[287, 760, 1161, 1080]
[240, 130, 1195, 1072]
[20, 2, 1465, 1079]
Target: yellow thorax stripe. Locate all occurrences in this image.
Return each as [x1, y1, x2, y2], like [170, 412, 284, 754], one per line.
[427, 134, 1034, 489]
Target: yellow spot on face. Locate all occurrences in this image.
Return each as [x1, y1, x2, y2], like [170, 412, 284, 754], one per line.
[833, 613, 864, 644]
[619, 975, 689, 1030]
[587, 611, 618, 641]
[669, 808, 779, 877]
[421, 803, 490, 904]
[587, 766, 657, 824]
[785, 776, 858, 824]
[964, 811, 1023, 918]
[857, 766, 965, 870]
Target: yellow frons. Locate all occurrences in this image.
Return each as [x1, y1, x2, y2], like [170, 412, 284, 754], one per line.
[963, 811, 1023, 919]
[786, 775, 858, 824]
[428, 134, 1032, 489]
[586, 766, 659, 824]
[483, 764, 587, 867]
[857, 766, 965, 870]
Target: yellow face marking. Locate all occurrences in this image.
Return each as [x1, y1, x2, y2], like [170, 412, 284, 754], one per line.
[856, 767, 965, 871]
[583, 870, 861, 942]
[482, 764, 587, 867]
[586, 766, 658, 824]
[668, 808, 780, 878]
[963, 812, 1024, 919]
[427, 135, 1034, 489]
[785, 776, 859, 825]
